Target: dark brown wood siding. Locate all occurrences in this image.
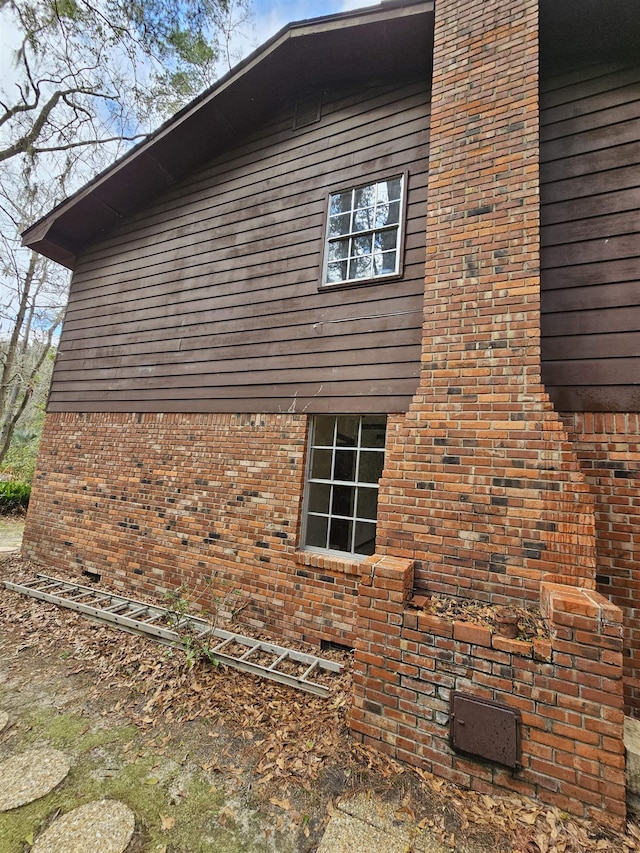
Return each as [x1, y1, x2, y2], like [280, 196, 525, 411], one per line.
[49, 77, 430, 414]
[540, 64, 640, 412]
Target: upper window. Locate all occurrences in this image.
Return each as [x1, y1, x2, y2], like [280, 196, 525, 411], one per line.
[302, 414, 387, 557]
[323, 176, 405, 286]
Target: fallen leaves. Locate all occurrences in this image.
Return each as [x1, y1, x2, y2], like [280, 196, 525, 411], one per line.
[159, 813, 175, 831]
[1, 555, 640, 853]
[269, 797, 292, 811]
[395, 804, 416, 822]
[217, 805, 236, 826]
[413, 592, 549, 640]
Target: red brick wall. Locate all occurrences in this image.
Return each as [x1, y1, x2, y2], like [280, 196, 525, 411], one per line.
[23, 411, 366, 646]
[375, 0, 597, 604]
[351, 557, 626, 827]
[561, 412, 640, 713]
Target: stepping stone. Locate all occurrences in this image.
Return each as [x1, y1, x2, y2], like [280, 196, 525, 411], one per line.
[31, 799, 135, 853]
[0, 747, 70, 811]
[0, 710, 8, 732]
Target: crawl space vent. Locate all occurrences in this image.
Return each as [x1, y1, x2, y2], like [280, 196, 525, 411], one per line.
[450, 691, 521, 769]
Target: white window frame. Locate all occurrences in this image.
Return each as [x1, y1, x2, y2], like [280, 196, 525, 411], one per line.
[321, 174, 406, 287]
[301, 414, 387, 558]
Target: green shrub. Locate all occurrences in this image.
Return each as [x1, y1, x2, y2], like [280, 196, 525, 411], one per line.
[1, 429, 41, 483]
[0, 481, 31, 513]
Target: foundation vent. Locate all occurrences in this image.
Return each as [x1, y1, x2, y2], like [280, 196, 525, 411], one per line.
[450, 692, 521, 769]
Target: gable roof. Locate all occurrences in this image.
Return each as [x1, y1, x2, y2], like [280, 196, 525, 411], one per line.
[21, 0, 435, 269]
[24, 0, 639, 270]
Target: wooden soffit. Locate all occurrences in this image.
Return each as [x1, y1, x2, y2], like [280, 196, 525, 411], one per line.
[22, 0, 435, 269]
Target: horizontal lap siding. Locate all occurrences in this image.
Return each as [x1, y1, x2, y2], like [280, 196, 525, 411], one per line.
[50, 78, 430, 414]
[540, 64, 640, 412]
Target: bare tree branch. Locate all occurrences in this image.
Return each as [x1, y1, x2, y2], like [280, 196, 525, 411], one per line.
[0, 0, 252, 472]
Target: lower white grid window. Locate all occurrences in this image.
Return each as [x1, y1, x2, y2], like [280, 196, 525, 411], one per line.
[303, 414, 387, 557]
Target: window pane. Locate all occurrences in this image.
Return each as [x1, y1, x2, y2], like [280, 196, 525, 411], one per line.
[330, 190, 352, 215]
[328, 214, 351, 238]
[353, 234, 373, 255]
[336, 416, 359, 446]
[359, 450, 385, 483]
[314, 416, 335, 447]
[360, 416, 386, 448]
[327, 261, 347, 283]
[308, 482, 331, 514]
[354, 184, 375, 209]
[306, 515, 328, 549]
[352, 256, 372, 279]
[377, 251, 397, 275]
[332, 484, 355, 517]
[377, 230, 398, 251]
[328, 238, 348, 259]
[311, 448, 333, 479]
[334, 449, 357, 482]
[385, 177, 402, 201]
[386, 200, 401, 225]
[354, 521, 376, 555]
[353, 206, 375, 232]
[357, 487, 378, 520]
[329, 517, 352, 552]
[375, 205, 390, 228]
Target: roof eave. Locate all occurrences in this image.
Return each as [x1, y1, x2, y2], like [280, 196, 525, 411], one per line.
[22, 0, 434, 269]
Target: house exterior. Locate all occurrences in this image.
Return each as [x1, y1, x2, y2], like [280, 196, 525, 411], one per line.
[21, 0, 639, 826]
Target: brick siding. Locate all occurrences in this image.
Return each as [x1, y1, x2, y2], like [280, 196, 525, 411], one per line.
[351, 557, 626, 828]
[23, 411, 367, 647]
[561, 412, 640, 713]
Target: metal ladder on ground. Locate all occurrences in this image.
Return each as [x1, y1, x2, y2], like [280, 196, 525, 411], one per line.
[3, 574, 343, 697]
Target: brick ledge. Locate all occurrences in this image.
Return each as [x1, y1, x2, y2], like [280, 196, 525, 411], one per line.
[294, 550, 369, 577]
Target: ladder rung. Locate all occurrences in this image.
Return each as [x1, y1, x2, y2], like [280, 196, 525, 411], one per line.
[88, 594, 111, 605]
[268, 650, 289, 671]
[301, 660, 319, 681]
[36, 580, 66, 592]
[210, 637, 234, 654]
[66, 590, 96, 601]
[126, 606, 149, 619]
[141, 612, 164, 624]
[103, 601, 129, 613]
[238, 644, 262, 661]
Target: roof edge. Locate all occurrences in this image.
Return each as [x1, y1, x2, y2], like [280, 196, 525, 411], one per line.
[22, 0, 434, 267]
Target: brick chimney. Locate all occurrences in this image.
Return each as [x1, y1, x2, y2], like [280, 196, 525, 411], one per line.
[377, 0, 597, 605]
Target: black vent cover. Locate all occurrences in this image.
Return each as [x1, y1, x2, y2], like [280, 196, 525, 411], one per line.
[293, 93, 322, 129]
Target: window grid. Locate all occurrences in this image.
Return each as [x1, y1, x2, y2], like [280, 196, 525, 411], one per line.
[324, 176, 404, 286]
[303, 415, 386, 557]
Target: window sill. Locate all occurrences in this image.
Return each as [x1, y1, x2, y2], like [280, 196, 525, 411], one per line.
[294, 549, 372, 578]
[317, 272, 403, 294]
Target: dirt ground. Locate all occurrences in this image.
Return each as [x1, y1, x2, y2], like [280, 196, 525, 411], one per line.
[1, 549, 640, 853]
[0, 517, 25, 552]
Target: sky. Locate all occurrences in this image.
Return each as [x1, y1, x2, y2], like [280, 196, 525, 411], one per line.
[248, 0, 373, 52]
[0, 1, 374, 100]
[253, 0, 372, 28]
